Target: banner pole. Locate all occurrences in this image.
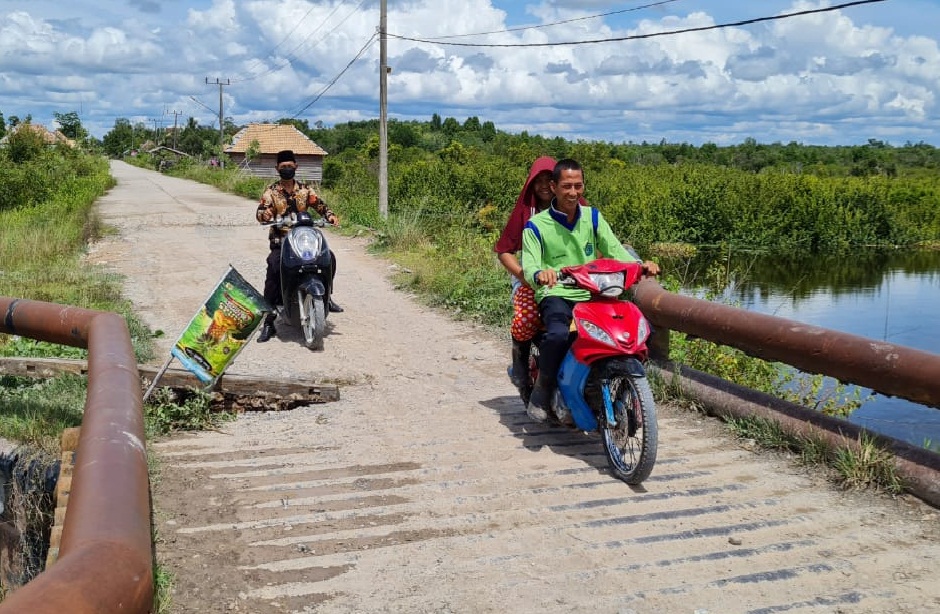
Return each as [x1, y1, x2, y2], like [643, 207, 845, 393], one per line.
[142, 355, 175, 403]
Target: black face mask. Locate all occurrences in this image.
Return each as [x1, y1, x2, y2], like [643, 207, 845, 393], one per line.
[278, 167, 296, 180]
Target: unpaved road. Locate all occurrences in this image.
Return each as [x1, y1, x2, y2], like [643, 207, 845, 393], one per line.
[90, 162, 939, 614]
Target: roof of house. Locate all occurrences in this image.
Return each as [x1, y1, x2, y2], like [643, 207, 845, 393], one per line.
[0, 123, 76, 147]
[225, 124, 327, 156]
[147, 146, 191, 157]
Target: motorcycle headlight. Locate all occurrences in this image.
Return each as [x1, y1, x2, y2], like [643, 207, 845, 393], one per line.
[579, 319, 616, 347]
[590, 272, 625, 297]
[289, 227, 322, 260]
[637, 316, 651, 344]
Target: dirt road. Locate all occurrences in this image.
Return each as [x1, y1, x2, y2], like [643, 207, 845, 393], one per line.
[90, 161, 939, 613]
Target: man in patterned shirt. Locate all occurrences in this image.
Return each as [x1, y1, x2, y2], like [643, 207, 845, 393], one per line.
[255, 149, 342, 343]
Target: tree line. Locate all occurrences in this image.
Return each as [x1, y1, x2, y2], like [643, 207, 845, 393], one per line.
[4, 108, 939, 251]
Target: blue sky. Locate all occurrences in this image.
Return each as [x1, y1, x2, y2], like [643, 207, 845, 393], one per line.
[1, 0, 938, 146]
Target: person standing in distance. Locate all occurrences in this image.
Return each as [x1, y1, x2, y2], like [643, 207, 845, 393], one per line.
[255, 149, 343, 343]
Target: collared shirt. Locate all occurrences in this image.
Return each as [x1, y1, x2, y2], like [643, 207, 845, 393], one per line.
[256, 179, 334, 245]
[522, 204, 637, 303]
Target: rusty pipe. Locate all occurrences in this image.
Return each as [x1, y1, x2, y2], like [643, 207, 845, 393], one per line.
[0, 297, 153, 614]
[654, 361, 940, 507]
[634, 279, 940, 409]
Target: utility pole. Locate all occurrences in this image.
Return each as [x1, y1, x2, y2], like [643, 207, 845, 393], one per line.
[378, 0, 388, 219]
[166, 109, 182, 150]
[206, 77, 230, 168]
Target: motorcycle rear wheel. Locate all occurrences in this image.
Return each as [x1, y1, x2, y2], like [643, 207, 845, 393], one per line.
[299, 291, 326, 351]
[600, 369, 658, 485]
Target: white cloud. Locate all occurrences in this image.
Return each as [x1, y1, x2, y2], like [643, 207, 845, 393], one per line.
[0, 0, 937, 145]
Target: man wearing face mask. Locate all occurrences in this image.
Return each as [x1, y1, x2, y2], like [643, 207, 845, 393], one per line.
[255, 149, 342, 343]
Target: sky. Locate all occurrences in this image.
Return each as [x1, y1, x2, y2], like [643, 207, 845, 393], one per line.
[1, 0, 938, 146]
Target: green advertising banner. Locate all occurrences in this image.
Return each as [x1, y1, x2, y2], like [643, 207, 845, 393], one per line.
[170, 266, 271, 385]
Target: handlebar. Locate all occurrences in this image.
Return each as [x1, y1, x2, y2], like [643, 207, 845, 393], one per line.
[261, 217, 333, 229]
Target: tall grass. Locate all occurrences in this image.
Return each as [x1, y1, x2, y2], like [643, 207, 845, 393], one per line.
[0, 149, 155, 449]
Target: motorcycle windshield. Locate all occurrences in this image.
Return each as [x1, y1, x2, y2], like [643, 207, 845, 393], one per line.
[289, 227, 322, 260]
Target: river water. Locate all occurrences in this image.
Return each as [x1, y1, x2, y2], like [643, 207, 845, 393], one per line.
[671, 248, 940, 451]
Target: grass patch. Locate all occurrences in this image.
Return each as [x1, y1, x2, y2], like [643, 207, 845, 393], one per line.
[152, 562, 174, 614]
[0, 375, 86, 452]
[144, 387, 236, 438]
[724, 414, 903, 494]
[833, 432, 905, 493]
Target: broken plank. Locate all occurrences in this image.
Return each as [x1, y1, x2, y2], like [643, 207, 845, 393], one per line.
[0, 357, 339, 402]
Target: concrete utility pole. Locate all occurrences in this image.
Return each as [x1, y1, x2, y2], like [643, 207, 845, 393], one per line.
[206, 77, 230, 168]
[166, 109, 182, 150]
[378, 0, 389, 219]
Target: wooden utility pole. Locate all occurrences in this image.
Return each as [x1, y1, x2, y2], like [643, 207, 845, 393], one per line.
[378, 0, 389, 219]
[206, 77, 230, 168]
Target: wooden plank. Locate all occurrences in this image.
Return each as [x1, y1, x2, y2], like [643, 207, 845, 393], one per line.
[0, 357, 339, 403]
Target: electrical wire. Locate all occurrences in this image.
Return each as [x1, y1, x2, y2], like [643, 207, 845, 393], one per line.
[234, 0, 368, 84]
[422, 0, 683, 40]
[289, 32, 378, 119]
[233, 1, 328, 82]
[388, 0, 887, 48]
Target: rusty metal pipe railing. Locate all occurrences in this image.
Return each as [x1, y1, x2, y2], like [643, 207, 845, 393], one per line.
[633, 279, 940, 409]
[653, 361, 940, 506]
[0, 297, 152, 613]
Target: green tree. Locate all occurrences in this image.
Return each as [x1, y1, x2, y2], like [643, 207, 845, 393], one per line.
[0, 112, 6, 140]
[53, 111, 88, 141]
[6, 123, 47, 163]
[102, 118, 134, 157]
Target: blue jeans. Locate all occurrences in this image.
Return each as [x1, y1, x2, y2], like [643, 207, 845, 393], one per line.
[537, 296, 576, 387]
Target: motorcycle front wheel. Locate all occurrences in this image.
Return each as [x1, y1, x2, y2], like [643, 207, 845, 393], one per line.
[600, 369, 658, 485]
[298, 291, 326, 351]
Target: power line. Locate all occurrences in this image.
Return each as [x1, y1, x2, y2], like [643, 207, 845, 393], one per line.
[388, 0, 887, 48]
[233, 1, 347, 83]
[289, 33, 378, 119]
[233, 0, 367, 84]
[422, 0, 683, 40]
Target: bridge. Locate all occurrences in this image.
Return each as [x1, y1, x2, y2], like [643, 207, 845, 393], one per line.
[0, 164, 937, 613]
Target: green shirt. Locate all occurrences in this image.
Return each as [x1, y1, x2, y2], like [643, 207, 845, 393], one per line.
[522, 205, 637, 303]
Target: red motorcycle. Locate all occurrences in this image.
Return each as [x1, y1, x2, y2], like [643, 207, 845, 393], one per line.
[523, 258, 658, 485]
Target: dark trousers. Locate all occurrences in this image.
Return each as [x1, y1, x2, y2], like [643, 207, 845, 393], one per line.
[538, 296, 576, 387]
[263, 247, 338, 319]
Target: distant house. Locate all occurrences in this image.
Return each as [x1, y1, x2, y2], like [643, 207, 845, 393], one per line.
[225, 124, 328, 181]
[0, 123, 76, 148]
[146, 145, 191, 160]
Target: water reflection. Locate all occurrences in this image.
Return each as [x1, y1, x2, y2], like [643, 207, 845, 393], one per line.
[665, 248, 940, 449]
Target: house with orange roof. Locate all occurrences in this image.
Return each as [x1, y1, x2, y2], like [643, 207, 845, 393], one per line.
[0, 123, 76, 148]
[225, 123, 328, 180]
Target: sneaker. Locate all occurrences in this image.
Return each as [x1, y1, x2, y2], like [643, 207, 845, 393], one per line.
[526, 403, 549, 422]
[526, 380, 552, 423]
[257, 322, 276, 343]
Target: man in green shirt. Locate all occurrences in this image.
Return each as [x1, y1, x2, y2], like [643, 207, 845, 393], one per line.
[521, 158, 659, 422]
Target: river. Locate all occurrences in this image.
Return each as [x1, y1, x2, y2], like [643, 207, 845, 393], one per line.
[670, 248, 940, 451]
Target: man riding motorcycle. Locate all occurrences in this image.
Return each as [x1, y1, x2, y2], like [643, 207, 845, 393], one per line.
[255, 149, 343, 343]
[521, 158, 660, 421]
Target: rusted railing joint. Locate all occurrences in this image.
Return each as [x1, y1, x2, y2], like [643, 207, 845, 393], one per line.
[0, 297, 153, 614]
